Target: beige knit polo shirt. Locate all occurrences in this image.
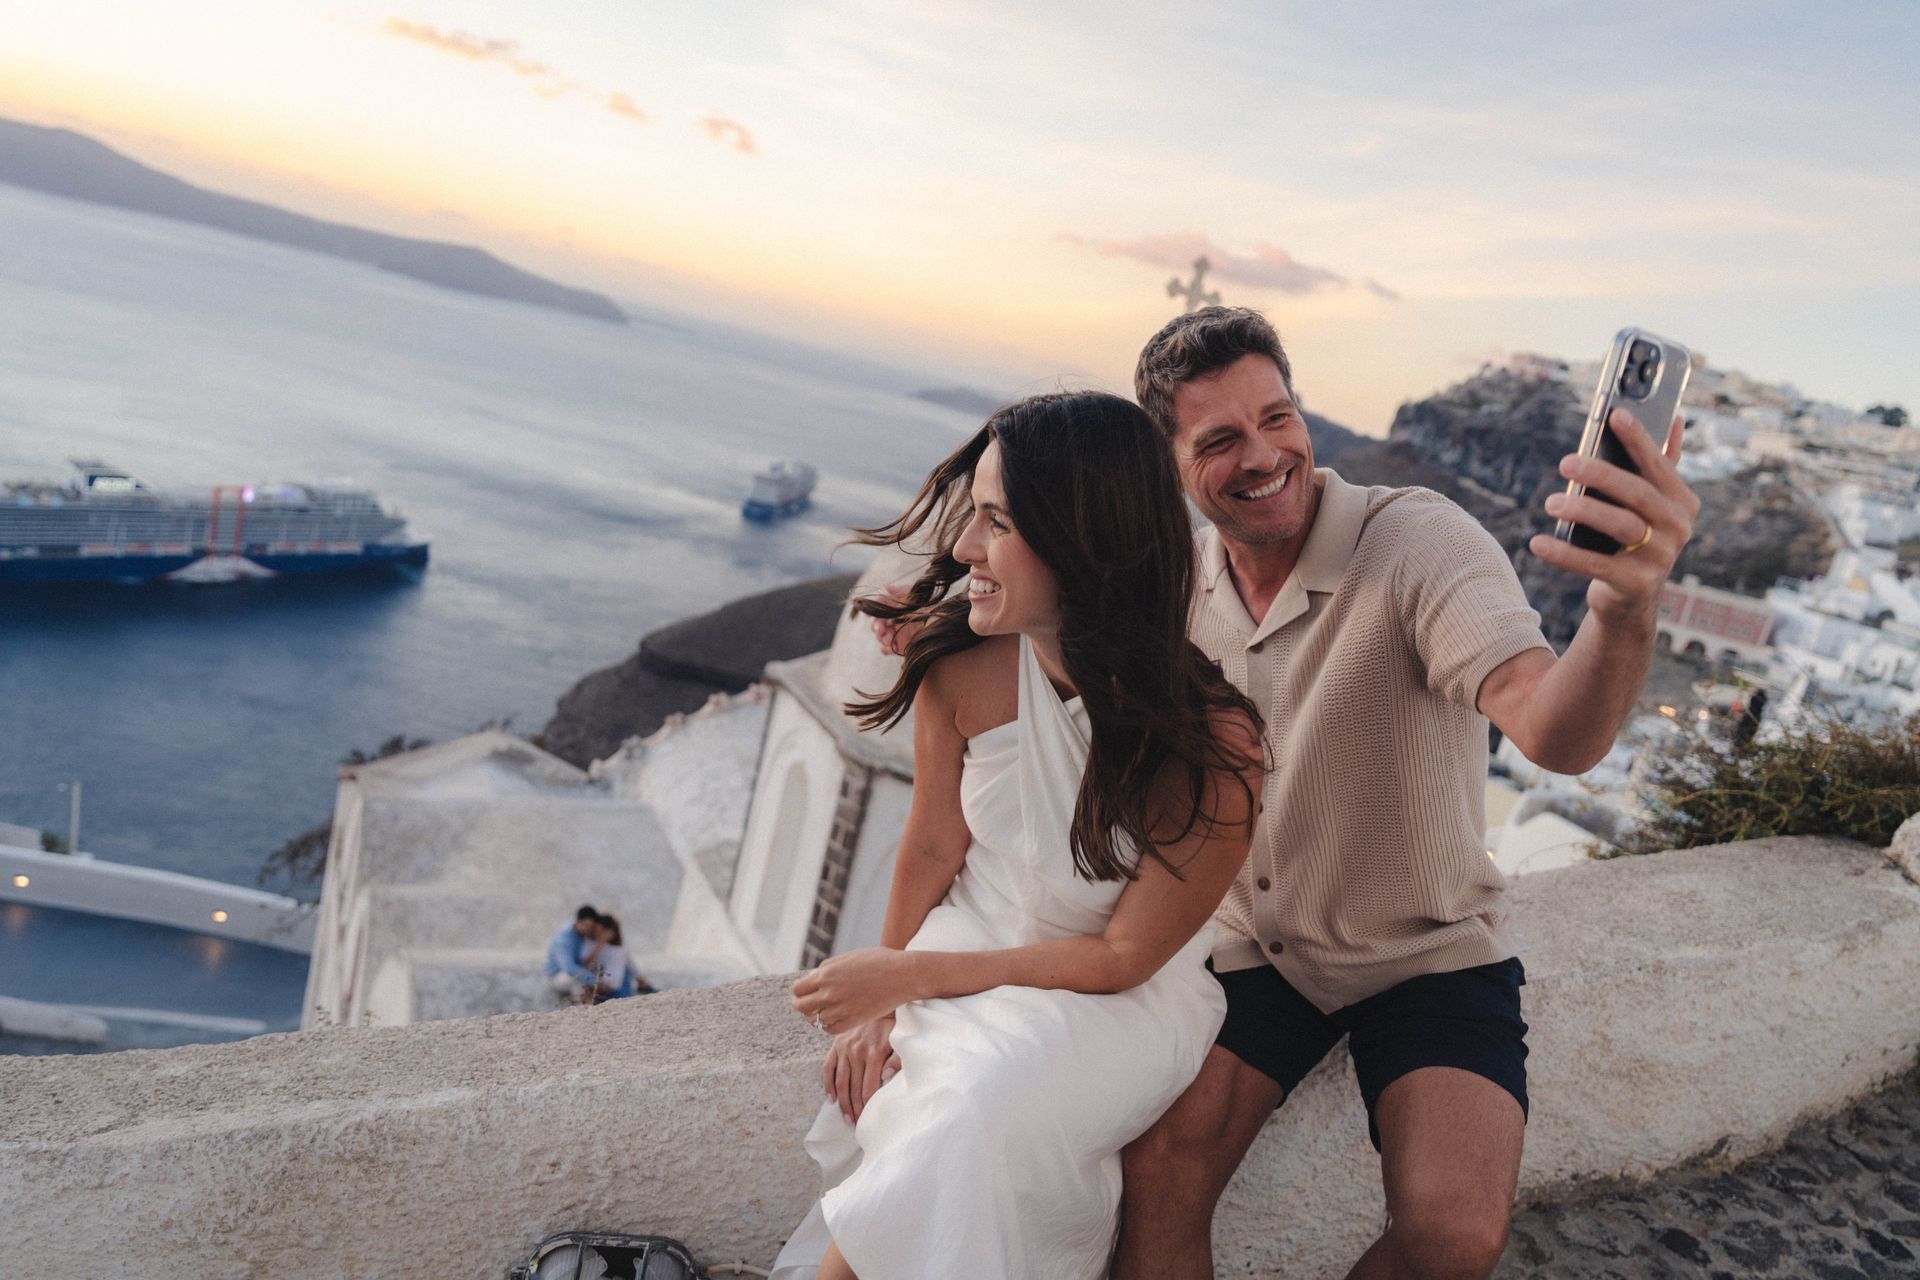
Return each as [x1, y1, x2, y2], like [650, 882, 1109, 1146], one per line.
[1195, 468, 1552, 1013]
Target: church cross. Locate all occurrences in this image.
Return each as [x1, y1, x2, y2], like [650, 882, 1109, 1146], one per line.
[1166, 256, 1222, 312]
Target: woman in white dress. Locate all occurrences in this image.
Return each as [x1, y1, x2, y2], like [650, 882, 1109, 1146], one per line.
[775, 392, 1266, 1280]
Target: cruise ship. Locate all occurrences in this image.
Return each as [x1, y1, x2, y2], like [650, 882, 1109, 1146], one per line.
[0, 460, 430, 584]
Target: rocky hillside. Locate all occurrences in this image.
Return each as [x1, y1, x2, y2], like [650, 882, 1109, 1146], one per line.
[533, 574, 858, 767]
[1302, 410, 1371, 470]
[1671, 469, 1841, 596]
[1332, 370, 1836, 643]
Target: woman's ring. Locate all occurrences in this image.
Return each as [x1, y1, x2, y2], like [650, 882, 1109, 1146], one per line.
[813, 1014, 825, 1031]
[1620, 521, 1654, 555]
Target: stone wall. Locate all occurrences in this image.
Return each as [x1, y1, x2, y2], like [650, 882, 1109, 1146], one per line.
[5, 835, 1919, 1279]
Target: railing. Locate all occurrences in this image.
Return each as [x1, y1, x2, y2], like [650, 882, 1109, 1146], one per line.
[0, 505, 402, 551]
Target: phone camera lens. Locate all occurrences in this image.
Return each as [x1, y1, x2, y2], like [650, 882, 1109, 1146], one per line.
[1639, 358, 1660, 381]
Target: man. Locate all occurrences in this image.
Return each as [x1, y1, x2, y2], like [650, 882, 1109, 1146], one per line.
[1112, 307, 1699, 1280]
[545, 904, 602, 1002]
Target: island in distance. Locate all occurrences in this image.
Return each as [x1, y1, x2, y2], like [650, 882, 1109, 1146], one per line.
[0, 118, 625, 325]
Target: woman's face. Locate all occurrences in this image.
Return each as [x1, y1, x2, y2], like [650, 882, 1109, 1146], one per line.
[953, 439, 1062, 639]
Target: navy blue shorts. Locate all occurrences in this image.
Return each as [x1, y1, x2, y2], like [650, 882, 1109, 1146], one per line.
[1211, 957, 1529, 1151]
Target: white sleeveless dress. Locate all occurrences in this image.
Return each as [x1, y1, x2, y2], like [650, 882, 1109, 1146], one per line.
[771, 636, 1227, 1280]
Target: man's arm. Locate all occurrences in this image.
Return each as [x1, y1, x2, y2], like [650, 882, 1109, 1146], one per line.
[545, 928, 595, 984]
[1478, 408, 1700, 775]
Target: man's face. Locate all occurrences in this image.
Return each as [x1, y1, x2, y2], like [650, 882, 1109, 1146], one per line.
[574, 917, 597, 937]
[1169, 353, 1316, 549]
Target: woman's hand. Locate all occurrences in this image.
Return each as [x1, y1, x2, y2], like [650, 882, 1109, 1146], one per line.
[822, 1015, 902, 1123]
[866, 581, 916, 656]
[792, 947, 923, 1035]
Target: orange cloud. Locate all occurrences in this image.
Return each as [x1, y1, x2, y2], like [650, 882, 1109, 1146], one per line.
[381, 18, 575, 97]
[700, 115, 758, 156]
[606, 92, 648, 124]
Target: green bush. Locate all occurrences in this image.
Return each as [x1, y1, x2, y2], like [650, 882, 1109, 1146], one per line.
[1614, 711, 1920, 854]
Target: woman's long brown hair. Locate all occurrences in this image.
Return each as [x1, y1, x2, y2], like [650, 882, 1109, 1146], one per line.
[847, 392, 1264, 882]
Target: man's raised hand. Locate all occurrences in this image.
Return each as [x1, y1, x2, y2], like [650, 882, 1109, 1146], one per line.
[1529, 408, 1701, 627]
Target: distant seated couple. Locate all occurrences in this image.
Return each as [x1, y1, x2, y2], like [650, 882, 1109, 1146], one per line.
[545, 904, 654, 1004]
[771, 307, 1699, 1279]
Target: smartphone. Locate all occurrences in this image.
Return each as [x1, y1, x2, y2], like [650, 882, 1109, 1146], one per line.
[1555, 327, 1691, 554]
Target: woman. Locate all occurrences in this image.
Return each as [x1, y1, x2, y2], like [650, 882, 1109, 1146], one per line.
[774, 392, 1265, 1280]
[580, 913, 632, 1004]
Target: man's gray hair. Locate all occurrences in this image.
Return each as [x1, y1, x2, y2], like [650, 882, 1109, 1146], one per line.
[1134, 306, 1296, 439]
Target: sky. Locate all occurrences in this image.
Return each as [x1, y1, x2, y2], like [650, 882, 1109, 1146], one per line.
[2, 0, 1916, 434]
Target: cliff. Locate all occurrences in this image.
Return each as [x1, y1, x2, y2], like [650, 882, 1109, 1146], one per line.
[534, 574, 858, 766]
[1334, 370, 1835, 642]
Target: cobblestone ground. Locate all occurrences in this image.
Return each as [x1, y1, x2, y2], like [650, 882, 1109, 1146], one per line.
[1498, 1071, 1920, 1279]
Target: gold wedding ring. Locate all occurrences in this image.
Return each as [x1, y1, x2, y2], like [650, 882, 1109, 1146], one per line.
[1620, 522, 1654, 555]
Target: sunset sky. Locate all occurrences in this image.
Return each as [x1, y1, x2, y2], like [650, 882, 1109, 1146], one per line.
[2, 0, 1915, 432]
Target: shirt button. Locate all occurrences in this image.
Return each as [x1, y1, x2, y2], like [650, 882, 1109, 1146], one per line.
[1268, 940, 1284, 954]
[1256, 876, 1272, 892]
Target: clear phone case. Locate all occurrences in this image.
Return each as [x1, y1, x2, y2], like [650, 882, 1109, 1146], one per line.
[1555, 327, 1691, 554]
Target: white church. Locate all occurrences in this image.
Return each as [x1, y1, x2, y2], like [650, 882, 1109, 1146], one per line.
[302, 548, 919, 1029]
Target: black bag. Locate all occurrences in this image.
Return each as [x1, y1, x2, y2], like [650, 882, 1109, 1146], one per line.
[509, 1231, 704, 1280]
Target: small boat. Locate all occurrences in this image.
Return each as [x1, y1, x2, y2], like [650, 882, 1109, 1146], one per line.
[741, 461, 816, 521]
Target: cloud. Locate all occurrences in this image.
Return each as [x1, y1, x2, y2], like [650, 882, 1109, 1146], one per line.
[1058, 231, 1393, 300]
[382, 18, 576, 97]
[605, 92, 648, 124]
[700, 115, 759, 155]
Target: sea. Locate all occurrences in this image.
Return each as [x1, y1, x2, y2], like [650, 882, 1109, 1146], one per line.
[0, 183, 982, 895]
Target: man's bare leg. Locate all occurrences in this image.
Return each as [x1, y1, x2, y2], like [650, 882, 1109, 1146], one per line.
[1347, 1067, 1525, 1280]
[1113, 1044, 1286, 1280]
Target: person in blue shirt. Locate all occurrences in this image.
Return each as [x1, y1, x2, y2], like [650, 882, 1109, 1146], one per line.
[545, 904, 601, 1001]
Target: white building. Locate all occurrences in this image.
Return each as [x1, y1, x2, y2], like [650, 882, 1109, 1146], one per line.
[303, 715, 764, 1030]
[1505, 352, 1570, 382]
[1824, 482, 1920, 551]
[1766, 549, 1920, 719]
[716, 547, 917, 972]
[1744, 430, 1802, 463]
[1687, 412, 1753, 453]
[301, 549, 930, 1028]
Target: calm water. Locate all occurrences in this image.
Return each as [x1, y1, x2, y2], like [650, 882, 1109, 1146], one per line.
[0, 184, 976, 893]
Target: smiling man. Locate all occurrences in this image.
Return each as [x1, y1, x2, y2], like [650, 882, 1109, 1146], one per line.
[1113, 306, 1700, 1280]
